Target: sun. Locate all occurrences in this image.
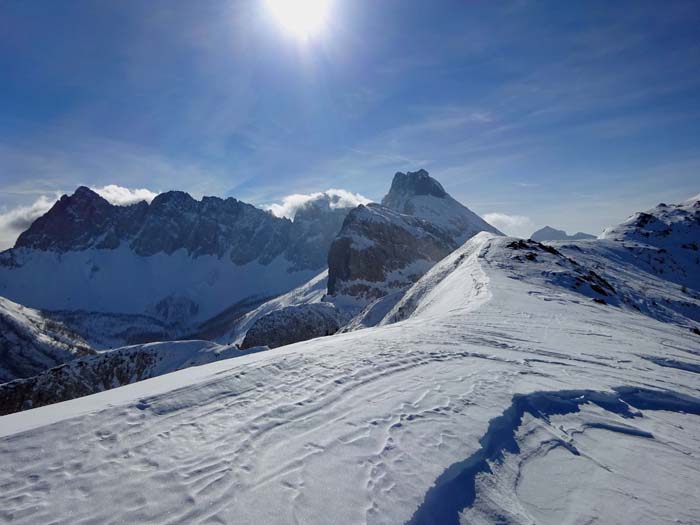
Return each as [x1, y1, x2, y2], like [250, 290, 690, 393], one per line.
[265, 0, 332, 40]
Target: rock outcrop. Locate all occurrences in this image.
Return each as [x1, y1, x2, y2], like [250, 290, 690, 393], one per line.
[240, 303, 341, 349]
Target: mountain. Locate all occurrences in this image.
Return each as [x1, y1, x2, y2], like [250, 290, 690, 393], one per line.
[0, 296, 95, 383]
[530, 226, 596, 242]
[328, 169, 501, 305]
[1, 198, 698, 524]
[0, 187, 357, 337]
[381, 169, 502, 243]
[219, 170, 503, 348]
[191, 170, 503, 349]
[327, 203, 456, 300]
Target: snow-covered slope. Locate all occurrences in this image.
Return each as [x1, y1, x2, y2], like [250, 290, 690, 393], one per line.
[0, 296, 94, 383]
[600, 195, 700, 291]
[214, 270, 329, 345]
[1, 199, 698, 523]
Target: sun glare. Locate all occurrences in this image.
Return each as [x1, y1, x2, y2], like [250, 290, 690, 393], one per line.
[265, 0, 332, 40]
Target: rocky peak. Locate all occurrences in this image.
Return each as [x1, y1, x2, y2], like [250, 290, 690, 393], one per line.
[381, 169, 446, 208]
[9, 184, 357, 274]
[15, 187, 116, 251]
[149, 191, 198, 213]
[72, 185, 103, 201]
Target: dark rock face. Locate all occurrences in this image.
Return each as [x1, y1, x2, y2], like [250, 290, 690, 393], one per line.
[240, 303, 340, 349]
[11, 187, 355, 271]
[0, 299, 95, 383]
[0, 340, 240, 415]
[0, 350, 163, 415]
[327, 204, 456, 299]
[16, 187, 148, 252]
[381, 169, 447, 208]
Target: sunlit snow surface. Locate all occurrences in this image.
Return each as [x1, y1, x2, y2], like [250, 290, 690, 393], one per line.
[1, 233, 699, 524]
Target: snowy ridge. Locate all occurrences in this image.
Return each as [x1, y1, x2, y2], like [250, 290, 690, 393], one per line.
[0, 196, 699, 523]
[382, 232, 492, 324]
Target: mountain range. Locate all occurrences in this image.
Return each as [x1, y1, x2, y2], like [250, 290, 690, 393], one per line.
[0, 180, 698, 524]
[0, 170, 502, 395]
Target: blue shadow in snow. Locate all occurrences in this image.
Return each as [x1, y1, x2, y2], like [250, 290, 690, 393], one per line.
[408, 386, 700, 525]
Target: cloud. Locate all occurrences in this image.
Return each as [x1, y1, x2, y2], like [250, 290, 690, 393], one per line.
[484, 212, 534, 238]
[93, 184, 157, 205]
[265, 189, 372, 219]
[0, 195, 57, 250]
[0, 185, 157, 251]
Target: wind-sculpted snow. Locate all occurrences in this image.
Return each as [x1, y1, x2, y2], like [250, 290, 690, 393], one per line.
[410, 387, 700, 525]
[1, 213, 699, 523]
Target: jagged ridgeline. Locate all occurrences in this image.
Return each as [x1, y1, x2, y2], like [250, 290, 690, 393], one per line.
[0, 186, 353, 329]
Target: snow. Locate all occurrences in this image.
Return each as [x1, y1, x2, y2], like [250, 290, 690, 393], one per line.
[0, 296, 93, 382]
[0, 246, 317, 325]
[1, 228, 699, 523]
[218, 270, 328, 344]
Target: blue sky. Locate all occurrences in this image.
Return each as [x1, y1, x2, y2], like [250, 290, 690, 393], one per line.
[1, 0, 699, 247]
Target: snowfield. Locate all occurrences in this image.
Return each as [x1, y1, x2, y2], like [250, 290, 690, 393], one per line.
[1, 233, 699, 524]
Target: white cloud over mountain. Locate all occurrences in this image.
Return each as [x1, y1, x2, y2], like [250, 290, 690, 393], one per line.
[93, 185, 157, 206]
[265, 189, 371, 219]
[0, 195, 57, 250]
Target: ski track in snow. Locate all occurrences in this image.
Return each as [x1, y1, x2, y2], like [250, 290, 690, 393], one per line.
[1, 234, 699, 524]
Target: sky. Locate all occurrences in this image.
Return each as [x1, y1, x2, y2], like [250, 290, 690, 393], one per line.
[1, 0, 699, 248]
